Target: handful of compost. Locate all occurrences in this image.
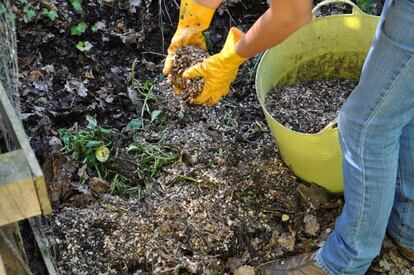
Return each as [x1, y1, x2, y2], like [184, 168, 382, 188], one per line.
[168, 46, 209, 100]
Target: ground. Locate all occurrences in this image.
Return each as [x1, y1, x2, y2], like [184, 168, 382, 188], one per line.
[10, 0, 413, 274]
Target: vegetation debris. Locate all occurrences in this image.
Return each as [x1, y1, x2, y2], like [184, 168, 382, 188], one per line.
[168, 46, 209, 99]
[266, 79, 357, 133]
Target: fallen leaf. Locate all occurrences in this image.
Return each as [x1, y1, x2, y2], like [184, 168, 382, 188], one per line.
[234, 265, 254, 275]
[297, 183, 329, 209]
[89, 177, 110, 193]
[281, 214, 290, 222]
[278, 232, 296, 251]
[227, 257, 243, 272]
[304, 214, 320, 236]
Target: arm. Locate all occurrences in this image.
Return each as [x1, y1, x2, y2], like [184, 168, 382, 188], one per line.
[236, 0, 312, 58]
[184, 0, 313, 105]
[194, 0, 222, 9]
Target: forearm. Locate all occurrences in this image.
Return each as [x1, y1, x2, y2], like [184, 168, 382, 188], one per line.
[194, 0, 222, 9]
[235, 0, 312, 58]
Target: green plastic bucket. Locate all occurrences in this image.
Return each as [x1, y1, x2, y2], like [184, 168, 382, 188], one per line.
[256, 0, 380, 193]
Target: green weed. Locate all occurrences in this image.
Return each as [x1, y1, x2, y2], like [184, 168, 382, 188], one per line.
[129, 59, 164, 126]
[69, 0, 83, 13]
[76, 41, 92, 52]
[71, 22, 88, 36]
[42, 9, 58, 21]
[59, 115, 115, 167]
[23, 7, 36, 21]
[128, 141, 179, 191]
[357, 0, 376, 14]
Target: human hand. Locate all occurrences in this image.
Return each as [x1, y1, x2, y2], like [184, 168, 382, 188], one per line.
[182, 27, 247, 105]
[163, 0, 215, 76]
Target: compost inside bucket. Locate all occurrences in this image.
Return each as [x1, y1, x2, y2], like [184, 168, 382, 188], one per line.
[265, 79, 357, 134]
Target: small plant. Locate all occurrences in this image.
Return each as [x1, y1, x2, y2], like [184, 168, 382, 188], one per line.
[0, 4, 16, 22]
[71, 22, 88, 36]
[23, 7, 36, 21]
[12, 0, 59, 22]
[91, 24, 98, 33]
[129, 59, 165, 126]
[223, 111, 238, 128]
[203, 31, 213, 52]
[127, 141, 179, 191]
[69, 0, 83, 13]
[59, 116, 115, 167]
[356, 0, 376, 14]
[0, 4, 7, 14]
[42, 8, 58, 21]
[76, 41, 93, 52]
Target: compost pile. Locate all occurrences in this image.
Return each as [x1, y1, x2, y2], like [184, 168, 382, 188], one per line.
[168, 46, 208, 99]
[266, 79, 357, 133]
[11, 0, 411, 273]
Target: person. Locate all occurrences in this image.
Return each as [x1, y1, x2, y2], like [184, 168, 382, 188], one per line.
[164, 0, 414, 274]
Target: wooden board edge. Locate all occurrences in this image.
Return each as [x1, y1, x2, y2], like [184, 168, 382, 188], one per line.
[0, 252, 6, 275]
[29, 218, 58, 275]
[34, 177, 52, 215]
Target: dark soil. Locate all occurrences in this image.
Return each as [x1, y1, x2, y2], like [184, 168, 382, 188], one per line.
[168, 46, 208, 99]
[266, 79, 357, 133]
[9, 0, 410, 273]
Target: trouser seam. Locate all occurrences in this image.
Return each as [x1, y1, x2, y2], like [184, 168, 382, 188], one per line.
[342, 54, 414, 273]
[396, 162, 408, 243]
[315, 249, 335, 275]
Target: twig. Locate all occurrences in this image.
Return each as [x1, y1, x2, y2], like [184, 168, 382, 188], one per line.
[141, 51, 167, 57]
[158, 0, 165, 52]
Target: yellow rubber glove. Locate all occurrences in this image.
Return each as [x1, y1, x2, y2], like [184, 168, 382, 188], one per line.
[163, 0, 216, 76]
[183, 27, 247, 105]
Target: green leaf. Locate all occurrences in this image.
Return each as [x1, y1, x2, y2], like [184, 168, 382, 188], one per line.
[91, 24, 98, 33]
[6, 12, 16, 22]
[20, 0, 28, 4]
[127, 145, 140, 154]
[203, 31, 213, 52]
[71, 22, 88, 36]
[177, 111, 185, 120]
[86, 140, 102, 148]
[150, 110, 163, 123]
[86, 115, 97, 129]
[43, 9, 58, 21]
[23, 7, 36, 21]
[69, 0, 83, 12]
[143, 81, 153, 91]
[125, 118, 143, 131]
[76, 41, 93, 52]
[0, 5, 7, 14]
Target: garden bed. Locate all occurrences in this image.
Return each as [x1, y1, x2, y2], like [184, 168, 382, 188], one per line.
[11, 0, 412, 273]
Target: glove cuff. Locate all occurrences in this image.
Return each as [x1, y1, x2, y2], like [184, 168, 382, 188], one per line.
[178, 0, 216, 30]
[221, 27, 248, 66]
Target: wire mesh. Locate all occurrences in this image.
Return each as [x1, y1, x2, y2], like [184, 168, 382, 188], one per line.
[0, 0, 20, 151]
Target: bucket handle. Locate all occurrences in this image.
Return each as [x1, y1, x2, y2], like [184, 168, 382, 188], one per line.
[323, 118, 339, 133]
[312, 0, 369, 19]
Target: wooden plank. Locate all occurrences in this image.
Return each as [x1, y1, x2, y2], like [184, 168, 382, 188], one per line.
[0, 224, 29, 275]
[0, 150, 32, 186]
[0, 180, 42, 227]
[0, 151, 42, 226]
[0, 253, 6, 275]
[29, 218, 58, 275]
[0, 82, 52, 215]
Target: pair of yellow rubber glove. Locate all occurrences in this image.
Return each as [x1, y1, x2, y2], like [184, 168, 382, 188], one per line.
[163, 0, 247, 105]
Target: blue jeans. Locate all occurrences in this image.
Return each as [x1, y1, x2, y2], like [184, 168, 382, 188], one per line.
[315, 0, 414, 274]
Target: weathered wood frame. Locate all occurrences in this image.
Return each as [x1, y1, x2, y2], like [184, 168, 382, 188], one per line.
[0, 81, 51, 226]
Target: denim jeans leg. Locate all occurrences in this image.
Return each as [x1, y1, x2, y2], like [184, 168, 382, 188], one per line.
[387, 118, 414, 251]
[315, 0, 414, 274]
